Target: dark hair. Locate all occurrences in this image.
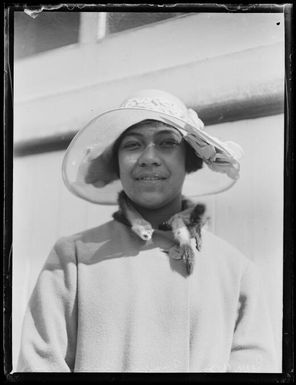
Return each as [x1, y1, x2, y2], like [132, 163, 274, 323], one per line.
[184, 140, 203, 174]
[111, 120, 203, 177]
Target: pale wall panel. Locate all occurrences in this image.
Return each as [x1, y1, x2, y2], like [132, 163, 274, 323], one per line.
[14, 13, 284, 142]
[15, 13, 284, 101]
[13, 114, 284, 370]
[201, 114, 284, 366]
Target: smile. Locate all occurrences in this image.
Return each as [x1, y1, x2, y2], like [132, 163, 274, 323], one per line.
[135, 176, 167, 181]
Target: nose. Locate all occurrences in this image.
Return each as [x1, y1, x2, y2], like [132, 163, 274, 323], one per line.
[138, 143, 161, 167]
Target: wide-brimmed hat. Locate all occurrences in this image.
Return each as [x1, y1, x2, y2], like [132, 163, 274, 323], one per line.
[62, 89, 243, 205]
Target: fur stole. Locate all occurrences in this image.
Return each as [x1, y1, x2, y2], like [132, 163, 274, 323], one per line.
[113, 191, 208, 275]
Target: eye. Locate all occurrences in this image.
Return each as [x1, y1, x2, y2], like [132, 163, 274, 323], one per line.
[159, 139, 181, 148]
[121, 140, 142, 150]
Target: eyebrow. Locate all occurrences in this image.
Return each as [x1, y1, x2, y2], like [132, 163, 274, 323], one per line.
[122, 129, 182, 138]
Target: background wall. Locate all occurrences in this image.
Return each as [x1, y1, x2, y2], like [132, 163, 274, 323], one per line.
[13, 10, 285, 371]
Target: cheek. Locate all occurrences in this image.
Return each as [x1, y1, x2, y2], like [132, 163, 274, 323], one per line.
[118, 153, 135, 182]
[168, 150, 186, 180]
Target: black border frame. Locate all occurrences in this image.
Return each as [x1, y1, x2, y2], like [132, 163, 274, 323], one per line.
[2, 2, 294, 384]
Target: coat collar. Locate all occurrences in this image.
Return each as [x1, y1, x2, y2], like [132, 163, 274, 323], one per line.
[113, 191, 208, 274]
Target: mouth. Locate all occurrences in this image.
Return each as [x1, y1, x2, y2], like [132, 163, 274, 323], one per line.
[135, 175, 167, 181]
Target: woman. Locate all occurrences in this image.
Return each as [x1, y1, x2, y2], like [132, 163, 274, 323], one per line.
[17, 89, 277, 372]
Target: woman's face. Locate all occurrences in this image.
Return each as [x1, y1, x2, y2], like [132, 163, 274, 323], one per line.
[118, 121, 186, 210]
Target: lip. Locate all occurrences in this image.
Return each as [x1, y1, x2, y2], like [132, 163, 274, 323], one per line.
[134, 174, 167, 181]
[135, 175, 167, 182]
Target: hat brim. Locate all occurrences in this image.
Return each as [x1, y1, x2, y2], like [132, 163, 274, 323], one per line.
[62, 108, 240, 205]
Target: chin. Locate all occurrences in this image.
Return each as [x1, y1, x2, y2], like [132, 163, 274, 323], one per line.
[133, 193, 171, 210]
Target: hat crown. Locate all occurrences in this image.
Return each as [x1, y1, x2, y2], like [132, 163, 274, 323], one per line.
[120, 89, 189, 121]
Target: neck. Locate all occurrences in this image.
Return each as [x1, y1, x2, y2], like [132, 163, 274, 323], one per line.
[131, 196, 183, 228]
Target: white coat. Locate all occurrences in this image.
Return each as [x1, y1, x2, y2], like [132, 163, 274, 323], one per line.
[17, 219, 277, 372]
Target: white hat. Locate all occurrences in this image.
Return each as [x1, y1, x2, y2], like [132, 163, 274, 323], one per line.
[62, 89, 244, 204]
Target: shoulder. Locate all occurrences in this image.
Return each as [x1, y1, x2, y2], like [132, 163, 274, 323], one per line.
[35, 222, 127, 295]
[55, 219, 124, 247]
[201, 228, 252, 275]
[199, 229, 261, 297]
[52, 220, 132, 262]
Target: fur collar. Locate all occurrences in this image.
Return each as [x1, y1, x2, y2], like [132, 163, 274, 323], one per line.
[113, 191, 208, 275]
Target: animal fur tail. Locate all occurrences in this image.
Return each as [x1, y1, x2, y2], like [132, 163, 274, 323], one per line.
[179, 244, 195, 274]
[189, 204, 207, 251]
[117, 191, 154, 241]
[170, 216, 195, 274]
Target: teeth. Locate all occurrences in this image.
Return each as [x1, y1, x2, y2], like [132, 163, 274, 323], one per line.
[138, 177, 164, 180]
